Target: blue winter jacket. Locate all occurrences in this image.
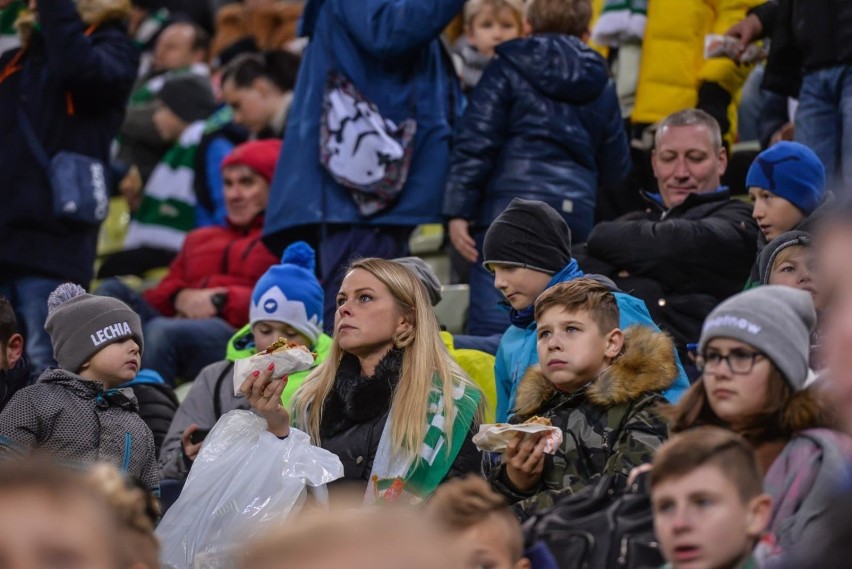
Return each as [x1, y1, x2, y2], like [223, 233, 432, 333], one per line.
[494, 262, 690, 422]
[263, 0, 465, 246]
[443, 34, 630, 242]
[0, 0, 139, 285]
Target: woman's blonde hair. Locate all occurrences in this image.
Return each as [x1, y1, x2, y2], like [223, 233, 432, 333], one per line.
[292, 258, 482, 463]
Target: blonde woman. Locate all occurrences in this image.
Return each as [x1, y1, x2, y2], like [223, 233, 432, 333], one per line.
[241, 258, 484, 503]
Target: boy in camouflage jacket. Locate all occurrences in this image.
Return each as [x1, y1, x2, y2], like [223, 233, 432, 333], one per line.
[489, 278, 675, 515]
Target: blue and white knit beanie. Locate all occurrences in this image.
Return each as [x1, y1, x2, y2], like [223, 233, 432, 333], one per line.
[746, 141, 826, 215]
[250, 241, 323, 345]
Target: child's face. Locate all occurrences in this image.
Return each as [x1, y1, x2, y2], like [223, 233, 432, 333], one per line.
[253, 320, 311, 350]
[452, 516, 530, 569]
[0, 488, 117, 569]
[465, 5, 521, 57]
[652, 465, 770, 569]
[80, 338, 141, 387]
[536, 306, 621, 391]
[769, 247, 824, 310]
[749, 187, 806, 241]
[701, 338, 773, 431]
[152, 102, 186, 142]
[491, 265, 552, 311]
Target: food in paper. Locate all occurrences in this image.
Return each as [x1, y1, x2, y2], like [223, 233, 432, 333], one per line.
[473, 417, 563, 455]
[705, 34, 767, 64]
[232, 337, 316, 396]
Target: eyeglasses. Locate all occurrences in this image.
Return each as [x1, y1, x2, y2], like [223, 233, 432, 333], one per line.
[697, 350, 766, 375]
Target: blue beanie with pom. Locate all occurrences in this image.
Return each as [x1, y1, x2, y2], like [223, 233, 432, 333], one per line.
[746, 141, 826, 215]
[250, 242, 323, 345]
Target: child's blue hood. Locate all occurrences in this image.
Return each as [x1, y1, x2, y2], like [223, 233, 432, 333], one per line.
[495, 34, 609, 103]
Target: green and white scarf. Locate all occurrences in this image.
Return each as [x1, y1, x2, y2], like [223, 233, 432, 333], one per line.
[123, 120, 205, 252]
[364, 378, 480, 505]
[591, 0, 648, 47]
[0, 0, 24, 56]
[129, 62, 209, 104]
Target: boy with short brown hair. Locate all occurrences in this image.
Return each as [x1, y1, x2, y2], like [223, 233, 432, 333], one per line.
[650, 427, 773, 569]
[489, 278, 677, 514]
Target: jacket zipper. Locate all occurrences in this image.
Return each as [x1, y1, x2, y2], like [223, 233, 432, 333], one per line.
[122, 432, 132, 471]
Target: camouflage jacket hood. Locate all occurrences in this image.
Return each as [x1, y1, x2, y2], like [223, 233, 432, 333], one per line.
[514, 326, 678, 418]
[490, 326, 676, 515]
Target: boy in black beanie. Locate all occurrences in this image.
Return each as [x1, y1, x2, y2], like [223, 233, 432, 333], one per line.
[0, 284, 159, 493]
[485, 198, 689, 421]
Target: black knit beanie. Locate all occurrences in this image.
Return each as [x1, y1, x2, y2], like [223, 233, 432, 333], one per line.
[158, 74, 217, 124]
[482, 198, 571, 274]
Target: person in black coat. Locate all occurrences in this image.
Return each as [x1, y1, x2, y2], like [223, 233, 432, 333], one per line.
[574, 109, 759, 370]
[123, 370, 179, 458]
[239, 258, 485, 504]
[0, 0, 139, 375]
[444, 3, 630, 337]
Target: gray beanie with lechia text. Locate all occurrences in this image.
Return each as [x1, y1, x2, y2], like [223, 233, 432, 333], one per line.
[698, 286, 815, 390]
[44, 284, 144, 373]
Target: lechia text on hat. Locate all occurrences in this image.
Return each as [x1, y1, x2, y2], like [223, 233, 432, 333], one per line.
[91, 322, 133, 346]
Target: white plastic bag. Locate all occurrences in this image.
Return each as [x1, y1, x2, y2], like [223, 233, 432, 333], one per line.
[157, 410, 344, 569]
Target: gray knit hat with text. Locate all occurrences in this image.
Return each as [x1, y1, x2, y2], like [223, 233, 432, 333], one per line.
[698, 286, 815, 390]
[44, 284, 144, 373]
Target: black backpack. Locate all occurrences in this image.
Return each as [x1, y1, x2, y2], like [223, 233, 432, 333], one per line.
[522, 474, 662, 569]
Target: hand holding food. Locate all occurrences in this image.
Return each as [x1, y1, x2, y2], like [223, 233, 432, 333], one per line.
[472, 415, 563, 454]
[232, 337, 316, 396]
[239, 362, 290, 438]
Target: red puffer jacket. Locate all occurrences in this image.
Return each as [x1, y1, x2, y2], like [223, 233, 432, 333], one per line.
[143, 215, 278, 327]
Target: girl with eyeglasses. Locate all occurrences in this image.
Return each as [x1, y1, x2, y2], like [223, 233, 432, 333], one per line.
[665, 286, 852, 559]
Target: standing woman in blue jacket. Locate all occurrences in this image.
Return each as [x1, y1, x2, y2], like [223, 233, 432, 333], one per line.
[0, 0, 139, 374]
[262, 0, 466, 331]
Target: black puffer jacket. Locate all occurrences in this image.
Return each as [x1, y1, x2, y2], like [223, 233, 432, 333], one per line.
[578, 190, 758, 351]
[443, 34, 629, 242]
[125, 378, 179, 458]
[757, 0, 852, 97]
[318, 350, 481, 496]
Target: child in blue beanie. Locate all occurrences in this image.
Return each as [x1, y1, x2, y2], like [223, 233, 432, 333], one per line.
[747, 141, 827, 243]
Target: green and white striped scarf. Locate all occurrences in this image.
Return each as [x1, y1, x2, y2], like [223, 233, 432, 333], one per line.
[129, 62, 210, 104]
[0, 0, 24, 56]
[123, 121, 206, 252]
[591, 0, 648, 47]
[364, 378, 480, 505]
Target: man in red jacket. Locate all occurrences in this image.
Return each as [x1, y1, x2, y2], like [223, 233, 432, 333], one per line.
[96, 140, 280, 385]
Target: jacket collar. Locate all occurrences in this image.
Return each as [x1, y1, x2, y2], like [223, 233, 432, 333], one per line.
[38, 368, 138, 411]
[319, 348, 403, 438]
[225, 212, 266, 233]
[641, 186, 730, 216]
[514, 326, 678, 417]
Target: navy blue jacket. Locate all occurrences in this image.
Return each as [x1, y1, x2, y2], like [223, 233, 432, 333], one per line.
[0, 0, 139, 284]
[443, 34, 629, 242]
[263, 0, 465, 248]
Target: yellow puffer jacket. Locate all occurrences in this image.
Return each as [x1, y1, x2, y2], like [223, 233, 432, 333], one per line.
[441, 332, 497, 423]
[632, 0, 763, 140]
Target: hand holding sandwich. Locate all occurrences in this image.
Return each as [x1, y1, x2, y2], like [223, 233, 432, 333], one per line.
[505, 431, 547, 492]
[240, 363, 290, 438]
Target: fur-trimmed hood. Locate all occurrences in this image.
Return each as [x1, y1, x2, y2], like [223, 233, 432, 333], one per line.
[515, 326, 678, 417]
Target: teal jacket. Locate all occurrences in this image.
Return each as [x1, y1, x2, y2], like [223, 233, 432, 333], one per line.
[494, 261, 690, 421]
